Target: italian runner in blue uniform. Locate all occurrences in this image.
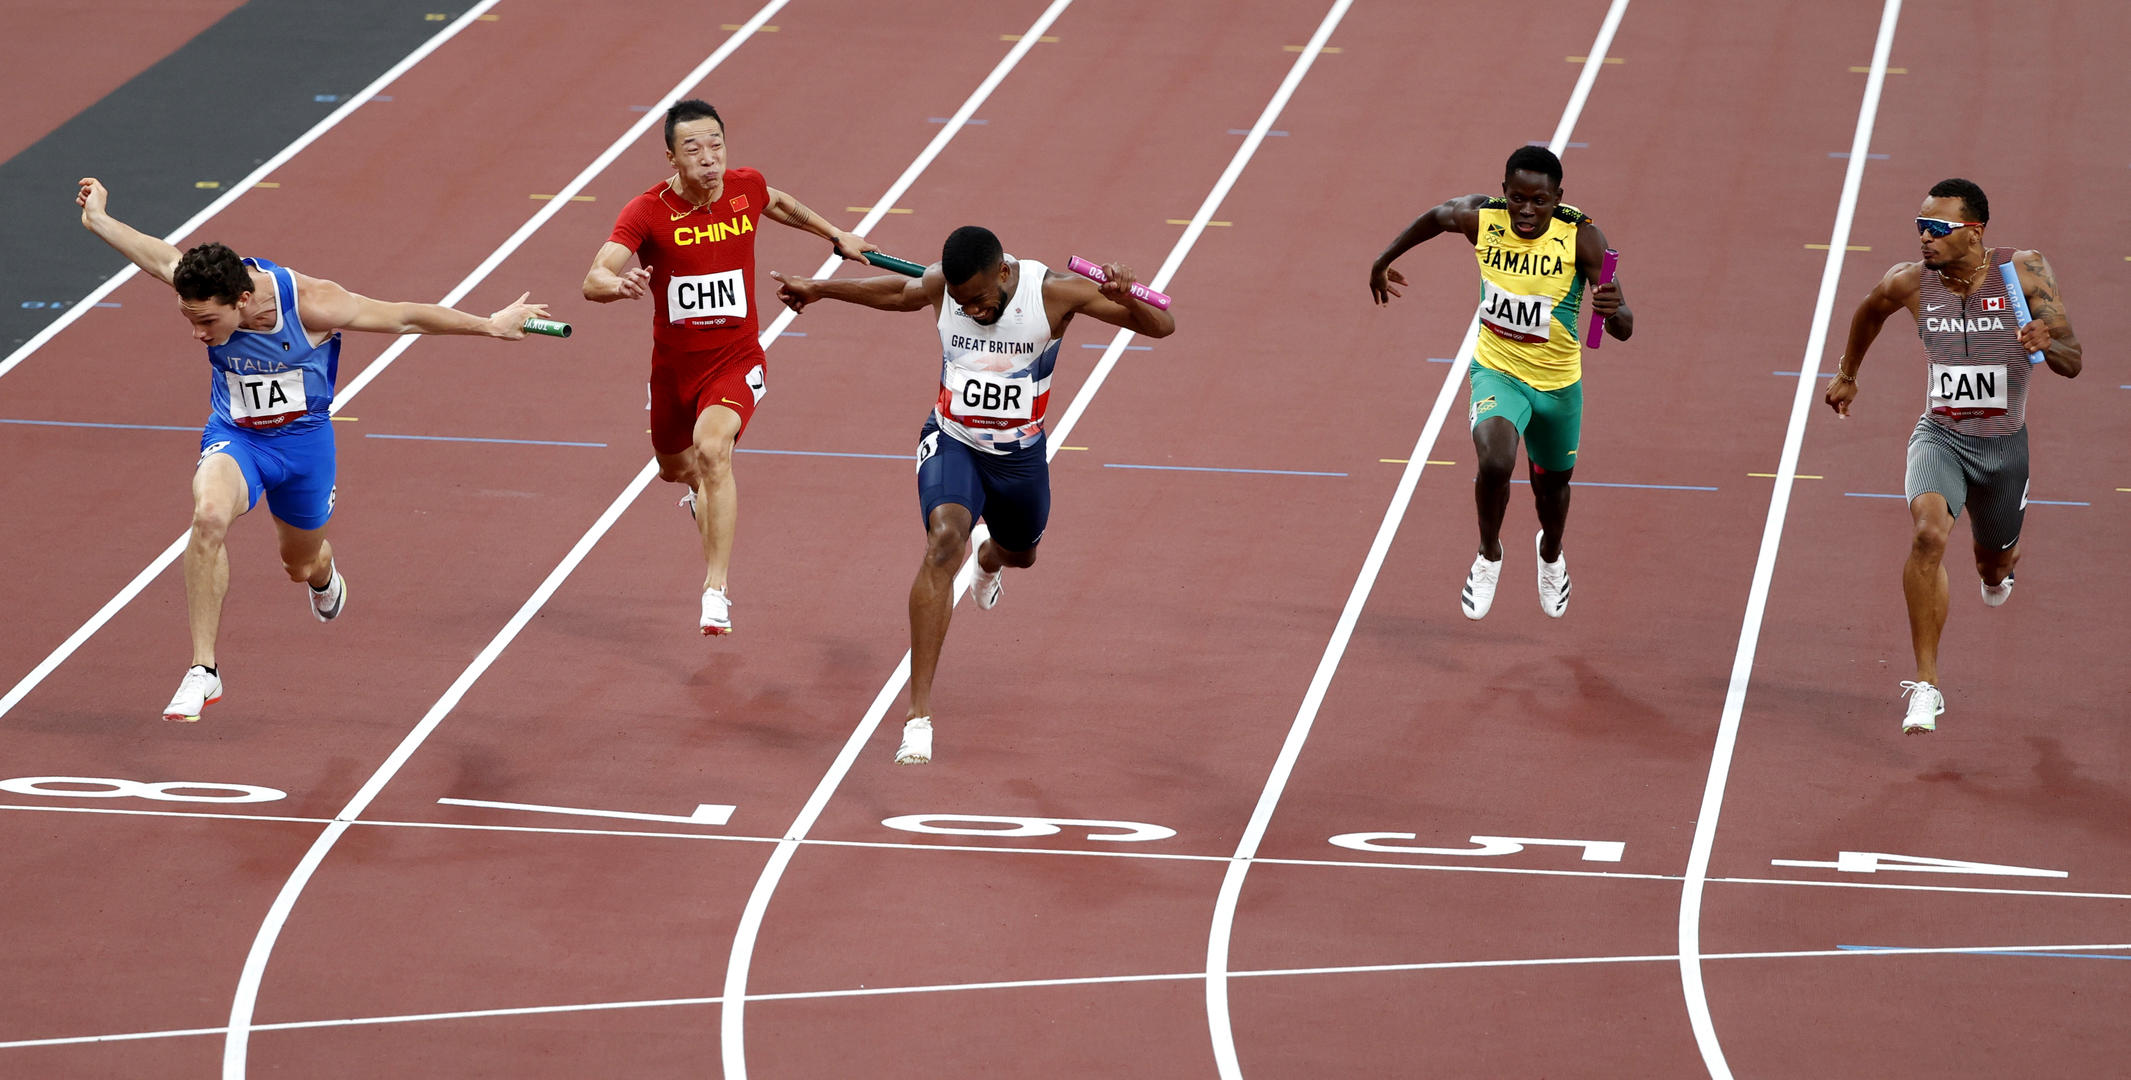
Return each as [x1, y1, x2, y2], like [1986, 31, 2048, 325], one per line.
[77, 178, 549, 722]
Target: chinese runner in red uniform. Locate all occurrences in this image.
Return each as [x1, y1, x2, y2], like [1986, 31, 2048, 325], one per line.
[582, 99, 872, 634]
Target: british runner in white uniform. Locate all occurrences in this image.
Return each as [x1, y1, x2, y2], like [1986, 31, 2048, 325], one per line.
[771, 226, 1175, 763]
[1825, 177, 2083, 734]
[77, 178, 548, 721]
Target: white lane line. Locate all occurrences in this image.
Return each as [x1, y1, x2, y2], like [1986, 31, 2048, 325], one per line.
[16, 940, 2126, 1052]
[0, 0, 505, 383]
[720, 5, 1358, 1078]
[0, 0, 784, 725]
[218, 6, 793, 1075]
[716, 1, 1083, 1073]
[1202, 3, 1630, 1076]
[18, 803, 2131, 902]
[1675, 4, 1903, 1078]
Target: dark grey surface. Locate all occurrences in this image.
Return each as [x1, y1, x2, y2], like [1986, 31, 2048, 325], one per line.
[0, 0, 457, 354]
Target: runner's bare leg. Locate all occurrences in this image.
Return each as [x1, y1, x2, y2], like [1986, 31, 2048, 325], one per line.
[184, 454, 248, 668]
[909, 503, 973, 720]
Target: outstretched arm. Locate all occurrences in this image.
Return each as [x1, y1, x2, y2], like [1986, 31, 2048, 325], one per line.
[1824, 262, 1914, 416]
[765, 187, 876, 263]
[583, 241, 651, 303]
[1053, 265, 1174, 338]
[76, 178, 181, 284]
[1576, 223, 1632, 341]
[295, 272, 547, 339]
[771, 265, 941, 315]
[1369, 194, 1485, 304]
[2012, 250, 2081, 378]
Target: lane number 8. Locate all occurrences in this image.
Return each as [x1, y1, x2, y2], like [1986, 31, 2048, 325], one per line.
[0, 775, 286, 804]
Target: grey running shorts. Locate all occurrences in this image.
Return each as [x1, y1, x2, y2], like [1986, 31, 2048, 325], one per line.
[1904, 417, 2029, 551]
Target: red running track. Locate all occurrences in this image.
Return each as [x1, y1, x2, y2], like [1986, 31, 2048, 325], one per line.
[0, 1, 2125, 1077]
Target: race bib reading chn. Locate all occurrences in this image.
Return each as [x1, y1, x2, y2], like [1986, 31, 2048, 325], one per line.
[668, 269, 747, 323]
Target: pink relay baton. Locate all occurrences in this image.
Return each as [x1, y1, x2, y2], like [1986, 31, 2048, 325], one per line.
[1066, 256, 1172, 311]
[1585, 249, 1618, 349]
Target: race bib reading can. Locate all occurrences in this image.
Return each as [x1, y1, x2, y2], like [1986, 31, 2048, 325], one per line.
[668, 268, 747, 323]
[1927, 361, 2008, 416]
[1478, 280, 1554, 343]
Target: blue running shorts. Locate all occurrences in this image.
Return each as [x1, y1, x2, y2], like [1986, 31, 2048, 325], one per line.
[198, 417, 338, 530]
[914, 417, 1049, 552]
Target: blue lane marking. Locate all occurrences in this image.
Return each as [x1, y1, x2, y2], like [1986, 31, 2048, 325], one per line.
[314, 94, 339, 102]
[2028, 499, 2090, 507]
[1081, 343, 1151, 350]
[1427, 357, 1460, 364]
[1845, 492, 1908, 499]
[1839, 944, 2131, 962]
[780, 331, 807, 337]
[1229, 128, 1288, 136]
[2118, 384, 2131, 390]
[1511, 478, 1717, 491]
[365, 433, 606, 448]
[0, 417, 196, 432]
[1528, 140, 1588, 149]
[734, 448, 904, 460]
[1104, 463, 1346, 477]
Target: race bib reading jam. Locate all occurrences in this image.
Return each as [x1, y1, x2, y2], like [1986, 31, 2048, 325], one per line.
[1928, 361, 2008, 416]
[668, 268, 746, 324]
[944, 367, 1034, 422]
[224, 369, 308, 429]
[1478, 280, 1554, 343]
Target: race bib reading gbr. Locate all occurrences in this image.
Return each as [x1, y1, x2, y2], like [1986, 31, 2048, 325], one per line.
[668, 268, 747, 323]
[943, 367, 1035, 423]
[1928, 361, 2008, 416]
[224, 369, 308, 429]
[1478, 280, 1554, 343]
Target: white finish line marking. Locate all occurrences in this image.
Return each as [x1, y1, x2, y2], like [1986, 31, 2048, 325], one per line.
[438, 797, 734, 828]
[8, 941, 2125, 1052]
[2, 801, 2115, 902]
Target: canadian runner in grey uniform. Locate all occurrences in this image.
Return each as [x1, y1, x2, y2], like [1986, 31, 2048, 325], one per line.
[1825, 178, 2084, 734]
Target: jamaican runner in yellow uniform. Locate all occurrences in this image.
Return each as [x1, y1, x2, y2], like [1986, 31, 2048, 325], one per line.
[1369, 146, 1633, 620]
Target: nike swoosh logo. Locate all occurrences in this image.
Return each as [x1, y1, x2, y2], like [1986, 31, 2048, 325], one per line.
[720, 398, 745, 408]
[1926, 304, 1946, 311]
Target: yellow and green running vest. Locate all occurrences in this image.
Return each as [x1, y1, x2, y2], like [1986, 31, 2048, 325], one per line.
[1472, 199, 1590, 391]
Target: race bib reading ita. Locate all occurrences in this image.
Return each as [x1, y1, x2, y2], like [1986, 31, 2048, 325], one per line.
[668, 269, 746, 323]
[1478, 280, 1554, 343]
[1928, 361, 2008, 415]
[944, 367, 1035, 421]
[224, 369, 308, 429]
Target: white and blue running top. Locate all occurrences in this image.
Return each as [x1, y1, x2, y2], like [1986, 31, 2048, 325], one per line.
[206, 257, 339, 433]
[932, 257, 1060, 455]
